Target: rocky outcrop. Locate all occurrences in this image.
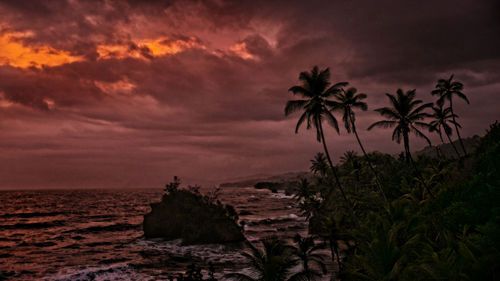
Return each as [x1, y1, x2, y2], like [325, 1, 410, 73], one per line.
[143, 189, 245, 245]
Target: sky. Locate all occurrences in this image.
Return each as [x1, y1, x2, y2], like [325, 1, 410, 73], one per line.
[0, 0, 499, 189]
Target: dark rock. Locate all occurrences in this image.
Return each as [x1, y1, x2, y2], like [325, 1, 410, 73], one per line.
[254, 181, 282, 190]
[143, 190, 245, 245]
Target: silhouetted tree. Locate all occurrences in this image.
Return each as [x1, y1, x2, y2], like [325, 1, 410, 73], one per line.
[225, 237, 297, 281]
[310, 152, 329, 177]
[289, 234, 327, 281]
[429, 104, 461, 158]
[340, 151, 362, 184]
[339, 151, 359, 166]
[316, 215, 350, 276]
[285, 66, 351, 207]
[331, 88, 387, 201]
[431, 74, 469, 155]
[368, 89, 432, 163]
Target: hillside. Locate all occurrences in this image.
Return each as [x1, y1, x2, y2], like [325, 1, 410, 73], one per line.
[414, 135, 481, 159]
[219, 171, 312, 188]
[220, 135, 481, 189]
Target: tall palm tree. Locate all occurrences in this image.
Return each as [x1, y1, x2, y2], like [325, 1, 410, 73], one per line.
[429, 105, 461, 158]
[290, 234, 327, 281]
[368, 89, 432, 163]
[285, 66, 350, 207]
[331, 88, 387, 202]
[431, 74, 469, 155]
[225, 237, 297, 281]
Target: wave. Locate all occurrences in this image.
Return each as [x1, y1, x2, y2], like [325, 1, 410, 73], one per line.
[0, 211, 67, 218]
[243, 216, 299, 226]
[69, 223, 141, 234]
[47, 263, 149, 281]
[0, 221, 65, 230]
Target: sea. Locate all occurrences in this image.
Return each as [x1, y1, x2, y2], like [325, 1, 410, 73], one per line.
[0, 186, 320, 280]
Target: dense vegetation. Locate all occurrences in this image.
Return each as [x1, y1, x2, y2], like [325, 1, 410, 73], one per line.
[280, 66, 499, 280]
[301, 123, 499, 280]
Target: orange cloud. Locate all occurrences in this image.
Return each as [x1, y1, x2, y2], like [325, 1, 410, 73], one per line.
[229, 42, 255, 60]
[97, 37, 204, 60]
[94, 78, 136, 96]
[0, 31, 83, 68]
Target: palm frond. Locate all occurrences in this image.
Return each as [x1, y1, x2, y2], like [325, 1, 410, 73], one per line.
[324, 109, 340, 133]
[288, 86, 312, 97]
[368, 120, 396, 130]
[285, 100, 308, 116]
[411, 125, 431, 145]
[454, 90, 469, 104]
[353, 101, 368, 111]
[392, 127, 402, 143]
[375, 107, 400, 119]
[295, 111, 308, 133]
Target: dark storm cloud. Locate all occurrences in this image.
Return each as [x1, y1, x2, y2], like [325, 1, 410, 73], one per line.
[0, 0, 499, 188]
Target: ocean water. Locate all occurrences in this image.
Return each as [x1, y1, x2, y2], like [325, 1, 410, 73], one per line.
[0, 187, 311, 280]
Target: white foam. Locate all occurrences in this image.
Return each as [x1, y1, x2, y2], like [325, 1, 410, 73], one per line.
[134, 238, 246, 265]
[46, 263, 154, 281]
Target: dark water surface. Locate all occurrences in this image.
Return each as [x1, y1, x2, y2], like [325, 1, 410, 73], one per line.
[0, 187, 310, 280]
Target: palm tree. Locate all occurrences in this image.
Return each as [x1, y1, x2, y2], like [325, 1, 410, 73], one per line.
[289, 234, 327, 281]
[431, 74, 469, 155]
[340, 151, 362, 184]
[368, 89, 432, 163]
[294, 178, 321, 220]
[310, 152, 329, 177]
[331, 88, 387, 201]
[339, 150, 358, 165]
[294, 178, 313, 203]
[429, 105, 461, 158]
[225, 237, 297, 281]
[317, 215, 350, 274]
[285, 66, 350, 207]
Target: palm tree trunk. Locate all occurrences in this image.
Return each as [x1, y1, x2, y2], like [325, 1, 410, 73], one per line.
[318, 123, 351, 208]
[403, 131, 411, 163]
[437, 131, 446, 158]
[434, 145, 441, 158]
[445, 131, 461, 159]
[450, 99, 467, 155]
[404, 131, 435, 198]
[350, 116, 388, 203]
[330, 238, 341, 273]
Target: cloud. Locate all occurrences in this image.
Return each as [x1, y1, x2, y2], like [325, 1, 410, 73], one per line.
[0, 0, 499, 189]
[0, 31, 83, 68]
[96, 36, 205, 60]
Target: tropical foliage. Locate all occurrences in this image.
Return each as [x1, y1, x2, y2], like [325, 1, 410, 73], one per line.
[280, 68, 498, 280]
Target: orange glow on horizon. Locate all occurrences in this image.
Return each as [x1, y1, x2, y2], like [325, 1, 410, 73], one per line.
[0, 32, 83, 68]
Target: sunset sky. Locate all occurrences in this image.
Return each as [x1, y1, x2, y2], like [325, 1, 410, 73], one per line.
[0, 0, 499, 189]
